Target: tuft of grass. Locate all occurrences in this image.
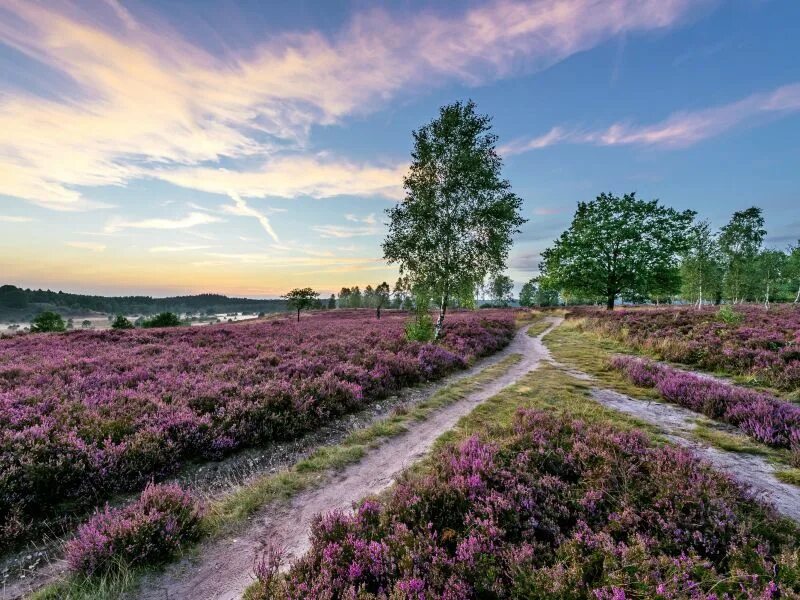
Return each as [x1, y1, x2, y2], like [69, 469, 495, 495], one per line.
[525, 319, 551, 338]
[546, 321, 799, 477]
[33, 353, 523, 600]
[776, 468, 800, 486]
[692, 424, 772, 456]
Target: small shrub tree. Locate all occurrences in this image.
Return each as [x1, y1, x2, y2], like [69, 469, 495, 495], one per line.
[30, 311, 66, 333]
[111, 315, 135, 329]
[142, 312, 181, 328]
[283, 288, 319, 322]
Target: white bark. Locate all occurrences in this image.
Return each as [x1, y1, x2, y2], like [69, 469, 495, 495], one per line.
[795, 284, 800, 303]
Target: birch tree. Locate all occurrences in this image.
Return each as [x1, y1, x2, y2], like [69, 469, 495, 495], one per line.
[719, 207, 765, 303]
[787, 242, 800, 303]
[756, 250, 787, 309]
[680, 220, 722, 308]
[383, 100, 525, 338]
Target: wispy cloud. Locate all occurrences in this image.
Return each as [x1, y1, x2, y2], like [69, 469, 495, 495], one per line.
[66, 241, 106, 252]
[502, 82, 800, 154]
[0, 0, 711, 209]
[104, 212, 221, 233]
[312, 224, 382, 239]
[154, 157, 406, 202]
[0, 215, 35, 223]
[148, 244, 213, 253]
[345, 213, 378, 225]
[220, 193, 280, 243]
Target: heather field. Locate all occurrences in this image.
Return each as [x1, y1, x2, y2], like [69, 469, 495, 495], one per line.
[0, 310, 515, 550]
[251, 408, 800, 599]
[577, 305, 800, 392]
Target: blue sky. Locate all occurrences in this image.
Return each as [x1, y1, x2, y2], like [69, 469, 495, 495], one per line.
[0, 0, 798, 297]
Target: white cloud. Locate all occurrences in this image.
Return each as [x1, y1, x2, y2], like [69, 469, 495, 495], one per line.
[0, 0, 711, 209]
[220, 193, 280, 243]
[0, 215, 35, 223]
[345, 213, 378, 225]
[66, 241, 106, 252]
[502, 82, 800, 154]
[148, 244, 213, 253]
[104, 211, 221, 233]
[312, 224, 382, 239]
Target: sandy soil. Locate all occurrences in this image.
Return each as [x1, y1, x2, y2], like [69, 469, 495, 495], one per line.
[131, 318, 562, 600]
[589, 387, 800, 522]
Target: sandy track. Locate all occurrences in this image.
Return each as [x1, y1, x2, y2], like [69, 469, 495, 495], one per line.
[589, 387, 800, 522]
[133, 318, 561, 600]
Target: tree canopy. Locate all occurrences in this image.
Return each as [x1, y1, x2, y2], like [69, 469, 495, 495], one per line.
[382, 100, 525, 337]
[283, 288, 320, 322]
[30, 311, 66, 333]
[539, 192, 695, 309]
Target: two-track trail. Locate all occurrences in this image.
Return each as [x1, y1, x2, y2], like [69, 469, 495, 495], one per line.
[133, 318, 562, 600]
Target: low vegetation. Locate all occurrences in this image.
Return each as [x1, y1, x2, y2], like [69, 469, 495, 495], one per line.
[611, 355, 800, 464]
[65, 483, 203, 576]
[0, 311, 514, 550]
[251, 370, 800, 598]
[579, 304, 800, 391]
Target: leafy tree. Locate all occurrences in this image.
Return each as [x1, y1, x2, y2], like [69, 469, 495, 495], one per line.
[787, 242, 800, 303]
[0, 285, 28, 309]
[392, 277, 410, 309]
[363, 285, 375, 308]
[142, 312, 182, 328]
[283, 288, 319, 322]
[756, 249, 787, 309]
[539, 192, 694, 310]
[519, 279, 536, 307]
[350, 286, 362, 309]
[111, 314, 135, 329]
[374, 282, 391, 319]
[488, 274, 514, 307]
[719, 207, 765, 303]
[383, 100, 525, 338]
[30, 311, 66, 333]
[327, 294, 336, 309]
[680, 220, 722, 308]
[81, 319, 92, 329]
[338, 287, 351, 308]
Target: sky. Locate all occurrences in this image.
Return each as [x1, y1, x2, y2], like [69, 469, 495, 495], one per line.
[0, 0, 798, 298]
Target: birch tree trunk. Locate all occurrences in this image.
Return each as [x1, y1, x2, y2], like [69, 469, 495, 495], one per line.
[795, 283, 799, 303]
[434, 295, 448, 340]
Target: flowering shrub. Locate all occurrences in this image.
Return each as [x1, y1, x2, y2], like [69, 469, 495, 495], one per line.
[65, 482, 202, 575]
[578, 305, 800, 391]
[0, 310, 515, 549]
[611, 355, 800, 459]
[255, 409, 800, 598]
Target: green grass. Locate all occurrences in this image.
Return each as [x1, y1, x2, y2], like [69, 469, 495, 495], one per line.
[526, 319, 551, 338]
[776, 468, 800, 486]
[32, 353, 523, 600]
[243, 361, 664, 600]
[545, 320, 799, 475]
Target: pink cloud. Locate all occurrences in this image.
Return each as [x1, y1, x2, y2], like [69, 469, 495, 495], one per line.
[502, 82, 800, 154]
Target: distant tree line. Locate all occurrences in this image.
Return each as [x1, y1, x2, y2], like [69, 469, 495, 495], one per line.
[529, 193, 800, 309]
[0, 287, 288, 319]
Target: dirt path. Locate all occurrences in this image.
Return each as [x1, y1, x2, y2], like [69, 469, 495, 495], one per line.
[588, 388, 800, 522]
[133, 318, 562, 600]
[541, 334, 800, 523]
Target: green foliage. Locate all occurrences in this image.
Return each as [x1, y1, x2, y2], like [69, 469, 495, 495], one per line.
[540, 192, 695, 309]
[31, 311, 66, 332]
[141, 312, 181, 328]
[283, 287, 319, 321]
[681, 220, 723, 306]
[519, 279, 535, 307]
[719, 207, 765, 302]
[488, 273, 514, 306]
[716, 305, 743, 325]
[111, 315, 134, 329]
[383, 100, 526, 335]
[404, 312, 435, 342]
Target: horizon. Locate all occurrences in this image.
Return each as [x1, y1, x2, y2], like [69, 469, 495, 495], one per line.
[1, 0, 799, 297]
